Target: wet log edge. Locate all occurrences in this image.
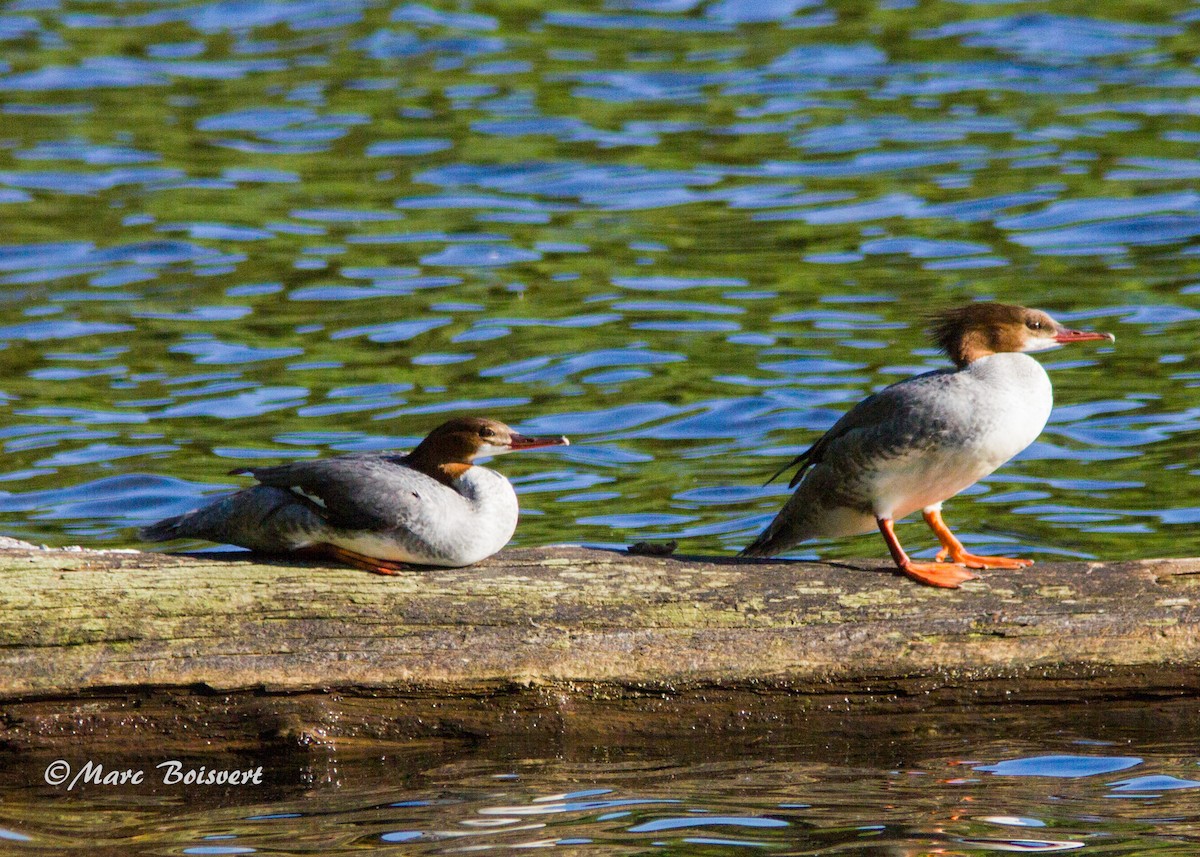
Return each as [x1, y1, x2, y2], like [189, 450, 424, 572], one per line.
[0, 542, 1197, 750]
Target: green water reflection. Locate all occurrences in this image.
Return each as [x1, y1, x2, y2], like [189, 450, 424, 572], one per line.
[2, 700, 1200, 854]
[0, 0, 1196, 564]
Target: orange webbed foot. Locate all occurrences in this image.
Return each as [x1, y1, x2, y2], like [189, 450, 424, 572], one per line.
[934, 548, 1034, 569]
[899, 560, 978, 589]
[359, 559, 413, 576]
[922, 508, 1033, 571]
[877, 517, 978, 589]
[314, 544, 415, 576]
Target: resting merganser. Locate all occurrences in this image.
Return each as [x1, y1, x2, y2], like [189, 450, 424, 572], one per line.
[140, 417, 569, 573]
[740, 302, 1114, 588]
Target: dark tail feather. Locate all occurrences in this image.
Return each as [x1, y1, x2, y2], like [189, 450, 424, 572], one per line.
[139, 515, 188, 542]
[739, 506, 790, 557]
[764, 452, 805, 486]
[747, 449, 816, 555]
[740, 498, 813, 558]
[739, 528, 780, 558]
[138, 486, 323, 552]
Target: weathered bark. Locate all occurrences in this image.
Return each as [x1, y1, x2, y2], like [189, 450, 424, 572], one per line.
[0, 542, 1197, 750]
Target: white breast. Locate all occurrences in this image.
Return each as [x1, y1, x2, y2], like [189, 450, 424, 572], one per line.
[331, 466, 520, 567]
[875, 352, 1052, 520]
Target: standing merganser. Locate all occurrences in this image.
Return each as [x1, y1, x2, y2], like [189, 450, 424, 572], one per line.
[140, 417, 569, 573]
[740, 302, 1114, 588]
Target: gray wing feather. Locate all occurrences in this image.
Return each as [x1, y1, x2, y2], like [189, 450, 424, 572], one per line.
[237, 454, 432, 532]
[742, 369, 963, 557]
[788, 369, 957, 482]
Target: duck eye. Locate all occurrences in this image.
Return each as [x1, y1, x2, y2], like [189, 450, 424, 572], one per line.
[1026, 319, 1043, 331]
[479, 427, 495, 439]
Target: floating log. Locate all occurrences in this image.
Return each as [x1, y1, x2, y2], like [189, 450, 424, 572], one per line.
[0, 541, 1196, 750]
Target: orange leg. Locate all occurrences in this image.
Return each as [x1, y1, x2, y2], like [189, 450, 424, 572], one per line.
[922, 508, 1033, 570]
[876, 517, 977, 588]
[304, 544, 414, 576]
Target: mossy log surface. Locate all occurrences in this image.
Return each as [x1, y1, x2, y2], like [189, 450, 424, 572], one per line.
[0, 542, 1197, 749]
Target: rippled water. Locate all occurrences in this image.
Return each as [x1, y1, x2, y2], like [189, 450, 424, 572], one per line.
[0, 0, 1197, 562]
[3, 702, 1200, 855]
[2, 0, 1200, 848]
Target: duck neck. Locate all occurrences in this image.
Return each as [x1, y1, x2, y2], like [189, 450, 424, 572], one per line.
[404, 450, 472, 488]
[946, 332, 995, 368]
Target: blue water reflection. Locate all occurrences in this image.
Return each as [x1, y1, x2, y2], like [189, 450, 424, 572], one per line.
[51, 719, 1181, 856]
[975, 755, 1142, 778]
[627, 815, 789, 832]
[0, 0, 1193, 565]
